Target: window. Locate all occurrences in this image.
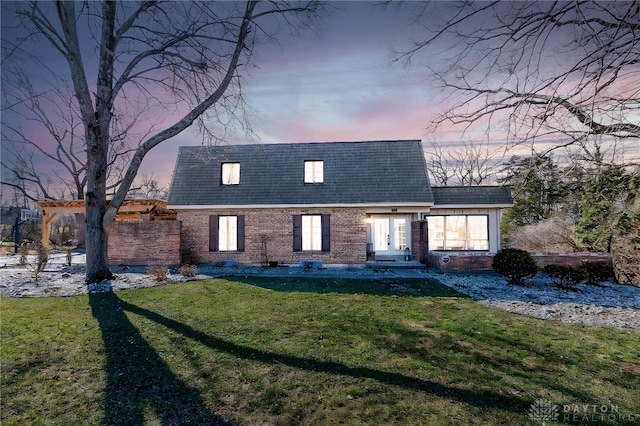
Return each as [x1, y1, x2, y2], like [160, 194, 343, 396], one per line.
[218, 216, 237, 251]
[304, 161, 323, 183]
[393, 220, 407, 250]
[221, 163, 240, 185]
[209, 215, 245, 252]
[427, 215, 488, 251]
[293, 214, 330, 252]
[302, 215, 322, 251]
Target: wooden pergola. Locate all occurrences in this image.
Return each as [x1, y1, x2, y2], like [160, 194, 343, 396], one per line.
[36, 199, 177, 248]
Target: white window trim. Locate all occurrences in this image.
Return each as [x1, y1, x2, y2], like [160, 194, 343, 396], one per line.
[302, 214, 322, 251]
[222, 163, 240, 185]
[427, 215, 489, 251]
[304, 161, 324, 183]
[218, 215, 238, 251]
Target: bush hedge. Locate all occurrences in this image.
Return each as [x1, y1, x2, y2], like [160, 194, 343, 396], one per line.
[579, 261, 615, 286]
[543, 264, 584, 291]
[492, 248, 538, 285]
[541, 261, 615, 291]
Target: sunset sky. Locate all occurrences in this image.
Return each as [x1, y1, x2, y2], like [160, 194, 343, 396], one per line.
[141, 2, 444, 181]
[1, 1, 460, 192]
[2, 1, 636, 197]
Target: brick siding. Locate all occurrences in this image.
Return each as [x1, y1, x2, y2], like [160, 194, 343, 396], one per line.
[411, 220, 429, 263]
[108, 220, 181, 266]
[178, 208, 367, 265]
[427, 251, 495, 271]
[426, 251, 613, 272]
[531, 252, 612, 268]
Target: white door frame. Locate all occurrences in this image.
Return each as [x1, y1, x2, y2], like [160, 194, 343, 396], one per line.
[369, 215, 411, 258]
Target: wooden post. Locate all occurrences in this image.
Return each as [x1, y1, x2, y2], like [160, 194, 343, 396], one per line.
[41, 212, 59, 249]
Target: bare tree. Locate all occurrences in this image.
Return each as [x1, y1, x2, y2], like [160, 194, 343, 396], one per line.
[2, 72, 88, 202]
[126, 174, 168, 200]
[424, 139, 502, 186]
[401, 1, 640, 160]
[3, 1, 320, 283]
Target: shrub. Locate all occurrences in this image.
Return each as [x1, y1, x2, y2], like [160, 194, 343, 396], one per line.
[63, 245, 73, 266]
[492, 248, 538, 285]
[21, 242, 49, 282]
[611, 234, 640, 287]
[147, 265, 168, 282]
[179, 264, 197, 278]
[502, 216, 580, 253]
[18, 242, 29, 265]
[36, 245, 48, 275]
[579, 261, 614, 286]
[543, 264, 584, 291]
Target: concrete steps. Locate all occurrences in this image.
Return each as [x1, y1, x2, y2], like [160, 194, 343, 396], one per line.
[366, 260, 427, 271]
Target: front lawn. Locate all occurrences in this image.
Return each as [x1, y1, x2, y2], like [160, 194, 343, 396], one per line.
[1, 277, 638, 425]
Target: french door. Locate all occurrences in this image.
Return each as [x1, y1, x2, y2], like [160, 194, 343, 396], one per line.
[371, 216, 411, 257]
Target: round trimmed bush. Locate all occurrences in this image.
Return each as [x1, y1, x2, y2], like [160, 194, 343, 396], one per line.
[492, 248, 538, 285]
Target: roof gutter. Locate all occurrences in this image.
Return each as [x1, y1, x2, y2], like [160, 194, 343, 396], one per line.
[168, 202, 434, 210]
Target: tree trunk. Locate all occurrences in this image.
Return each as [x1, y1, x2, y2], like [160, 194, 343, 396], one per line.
[85, 206, 112, 283]
[86, 0, 118, 284]
[85, 139, 113, 283]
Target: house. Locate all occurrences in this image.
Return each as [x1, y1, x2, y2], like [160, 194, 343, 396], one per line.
[167, 140, 513, 269]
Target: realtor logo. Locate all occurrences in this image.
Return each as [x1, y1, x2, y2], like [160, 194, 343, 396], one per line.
[529, 399, 559, 424]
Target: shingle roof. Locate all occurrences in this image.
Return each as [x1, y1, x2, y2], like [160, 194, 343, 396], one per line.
[431, 186, 513, 207]
[167, 140, 435, 207]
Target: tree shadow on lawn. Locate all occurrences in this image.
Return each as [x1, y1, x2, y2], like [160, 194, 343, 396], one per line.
[89, 292, 229, 426]
[223, 276, 463, 298]
[110, 295, 536, 418]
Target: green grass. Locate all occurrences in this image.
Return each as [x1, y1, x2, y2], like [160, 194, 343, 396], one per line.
[1, 277, 639, 425]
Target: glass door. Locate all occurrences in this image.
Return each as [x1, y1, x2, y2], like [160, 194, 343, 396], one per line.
[372, 218, 390, 252]
[371, 216, 411, 258]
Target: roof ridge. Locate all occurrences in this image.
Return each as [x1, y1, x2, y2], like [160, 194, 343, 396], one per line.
[178, 139, 422, 149]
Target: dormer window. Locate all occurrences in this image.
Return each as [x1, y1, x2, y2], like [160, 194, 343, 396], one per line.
[304, 160, 323, 183]
[221, 162, 240, 185]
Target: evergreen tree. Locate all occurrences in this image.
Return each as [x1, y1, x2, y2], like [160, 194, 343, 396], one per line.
[500, 155, 568, 227]
[610, 169, 640, 285]
[575, 166, 632, 252]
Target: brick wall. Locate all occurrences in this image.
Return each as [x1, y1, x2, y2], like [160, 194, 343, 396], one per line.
[427, 251, 495, 271]
[411, 220, 429, 263]
[178, 208, 367, 265]
[108, 220, 181, 266]
[426, 251, 613, 272]
[531, 252, 612, 268]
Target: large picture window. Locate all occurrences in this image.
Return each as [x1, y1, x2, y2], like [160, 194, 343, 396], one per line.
[427, 215, 489, 251]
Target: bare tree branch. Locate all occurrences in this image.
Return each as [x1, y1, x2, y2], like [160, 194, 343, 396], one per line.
[402, 1, 640, 161]
[3, 0, 322, 282]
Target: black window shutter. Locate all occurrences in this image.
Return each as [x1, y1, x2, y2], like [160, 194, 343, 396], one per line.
[209, 215, 218, 252]
[321, 214, 331, 252]
[237, 215, 245, 252]
[293, 215, 302, 252]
